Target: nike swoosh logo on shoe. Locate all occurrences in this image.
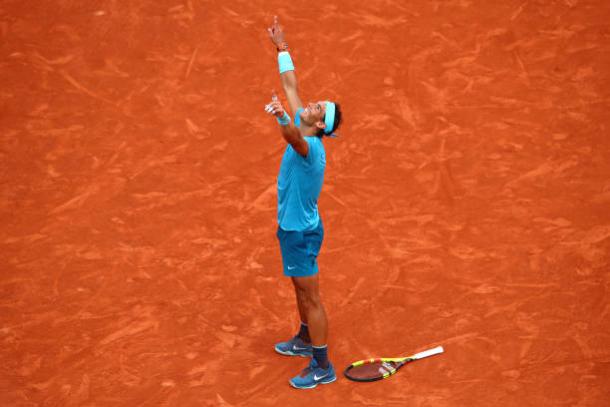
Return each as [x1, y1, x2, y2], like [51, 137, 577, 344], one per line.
[292, 345, 309, 351]
[313, 373, 328, 381]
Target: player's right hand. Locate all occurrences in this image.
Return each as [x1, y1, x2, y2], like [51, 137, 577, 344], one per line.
[264, 91, 286, 118]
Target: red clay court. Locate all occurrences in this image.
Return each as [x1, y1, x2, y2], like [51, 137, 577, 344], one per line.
[1, 1, 609, 406]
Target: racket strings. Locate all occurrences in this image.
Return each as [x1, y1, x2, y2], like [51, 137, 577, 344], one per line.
[347, 360, 399, 380]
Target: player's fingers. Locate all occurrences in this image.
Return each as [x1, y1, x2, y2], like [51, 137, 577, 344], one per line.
[268, 102, 282, 112]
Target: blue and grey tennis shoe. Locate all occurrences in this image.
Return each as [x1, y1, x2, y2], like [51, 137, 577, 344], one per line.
[289, 358, 336, 389]
[274, 336, 313, 357]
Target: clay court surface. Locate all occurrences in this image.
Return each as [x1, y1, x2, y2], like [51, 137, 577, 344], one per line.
[2, 0, 610, 405]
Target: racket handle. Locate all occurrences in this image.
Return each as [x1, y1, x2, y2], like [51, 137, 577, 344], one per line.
[413, 346, 444, 360]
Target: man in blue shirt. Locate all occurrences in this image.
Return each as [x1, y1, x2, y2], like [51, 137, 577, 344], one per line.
[265, 16, 343, 389]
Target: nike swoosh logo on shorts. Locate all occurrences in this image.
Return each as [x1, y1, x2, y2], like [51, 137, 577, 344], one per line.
[287, 265, 296, 270]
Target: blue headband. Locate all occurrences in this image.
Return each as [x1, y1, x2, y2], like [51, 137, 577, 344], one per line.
[324, 102, 336, 134]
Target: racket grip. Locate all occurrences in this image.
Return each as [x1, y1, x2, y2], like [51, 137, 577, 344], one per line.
[413, 346, 444, 360]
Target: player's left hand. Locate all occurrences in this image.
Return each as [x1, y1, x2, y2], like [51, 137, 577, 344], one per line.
[264, 91, 286, 118]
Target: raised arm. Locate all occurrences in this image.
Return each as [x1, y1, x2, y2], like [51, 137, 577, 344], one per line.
[267, 16, 303, 115]
[265, 92, 309, 157]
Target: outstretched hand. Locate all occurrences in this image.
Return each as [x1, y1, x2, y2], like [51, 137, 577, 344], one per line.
[264, 91, 286, 118]
[267, 15, 286, 49]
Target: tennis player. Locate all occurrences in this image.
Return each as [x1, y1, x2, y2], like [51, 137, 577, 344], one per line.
[265, 16, 343, 389]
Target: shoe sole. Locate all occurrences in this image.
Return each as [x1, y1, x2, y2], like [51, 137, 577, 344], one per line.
[289, 376, 337, 389]
[274, 347, 312, 358]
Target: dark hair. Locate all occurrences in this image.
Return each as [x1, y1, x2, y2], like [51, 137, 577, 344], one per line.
[316, 102, 343, 138]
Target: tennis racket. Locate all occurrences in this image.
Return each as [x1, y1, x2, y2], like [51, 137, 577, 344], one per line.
[344, 345, 444, 382]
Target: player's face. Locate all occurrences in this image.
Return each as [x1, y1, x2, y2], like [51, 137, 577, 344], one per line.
[301, 101, 327, 129]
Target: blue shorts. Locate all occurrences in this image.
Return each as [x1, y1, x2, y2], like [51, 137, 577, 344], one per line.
[276, 220, 324, 277]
